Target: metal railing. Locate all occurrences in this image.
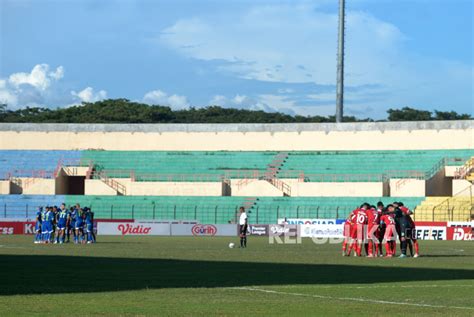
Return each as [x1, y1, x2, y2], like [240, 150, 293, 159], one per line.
[2, 155, 472, 183]
[1, 203, 471, 224]
[454, 157, 474, 179]
[96, 171, 127, 195]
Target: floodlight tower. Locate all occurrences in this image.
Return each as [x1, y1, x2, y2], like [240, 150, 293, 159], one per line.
[335, 0, 345, 123]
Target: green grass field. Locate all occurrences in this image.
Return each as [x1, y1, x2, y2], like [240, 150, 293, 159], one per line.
[0, 236, 473, 316]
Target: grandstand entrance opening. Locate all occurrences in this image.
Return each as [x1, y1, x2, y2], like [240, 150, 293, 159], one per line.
[65, 176, 85, 195]
[56, 170, 85, 195]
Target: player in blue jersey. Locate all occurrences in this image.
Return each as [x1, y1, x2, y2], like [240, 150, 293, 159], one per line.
[34, 207, 43, 244]
[84, 207, 95, 243]
[48, 206, 56, 243]
[75, 207, 85, 244]
[41, 207, 51, 243]
[41, 207, 49, 243]
[51, 206, 59, 243]
[66, 206, 76, 243]
[55, 204, 68, 244]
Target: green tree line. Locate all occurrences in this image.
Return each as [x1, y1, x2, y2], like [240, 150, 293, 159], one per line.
[0, 100, 471, 123]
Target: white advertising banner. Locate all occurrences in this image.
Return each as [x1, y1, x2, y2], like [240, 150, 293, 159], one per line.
[135, 219, 198, 224]
[278, 218, 338, 225]
[98, 222, 237, 236]
[98, 222, 170, 236]
[413, 226, 446, 240]
[299, 224, 344, 238]
[171, 224, 237, 236]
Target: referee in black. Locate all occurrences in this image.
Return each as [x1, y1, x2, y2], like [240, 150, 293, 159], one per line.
[238, 207, 248, 248]
[393, 204, 412, 258]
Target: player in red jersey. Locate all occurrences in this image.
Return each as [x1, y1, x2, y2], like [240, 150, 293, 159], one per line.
[353, 204, 369, 257]
[397, 202, 419, 257]
[345, 208, 359, 256]
[342, 211, 356, 256]
[376, 202, 384, 256]
[380, 205, 397, 257]
[366, 205, 381, 257]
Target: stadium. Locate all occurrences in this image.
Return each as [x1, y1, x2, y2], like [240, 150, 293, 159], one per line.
[0, 120, 473, 315]
[1, 0, 473, 316]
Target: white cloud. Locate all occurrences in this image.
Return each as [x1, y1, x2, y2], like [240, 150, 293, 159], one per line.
[49, 66, 65, 80]
[232, 94, 247, 105]
[0, 64, 107, 109]
[160, 3, 472, 118]
[210, 95, 227, 105]
[208, 93, 299, 115]
[71, 87, 108, 103]
[160, 5, 405, 86]
[143, 89, 189, 109]
[0, 80, 17, 105]
[8, 64, 63, 91]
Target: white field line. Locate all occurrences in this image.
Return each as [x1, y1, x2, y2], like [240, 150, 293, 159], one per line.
[275, 284, 474, 289]
[232, 286, 474, 311]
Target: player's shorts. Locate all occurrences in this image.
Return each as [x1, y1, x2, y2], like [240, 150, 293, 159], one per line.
[86, 223, 93, 233]
[343, 223, 351, 238]
[349, 226, 357, 239]
[75, 223, 84, 230]
[42, 222, 51, 233]
[383, 225, 395, 241]
[57, 223, 66, 230]
[401, 227, 414, 240]
[367, 224, 379, 241]
[355, 224, 366, 241]
[239, 224, 248, 236]
[35, 222, 42, 232]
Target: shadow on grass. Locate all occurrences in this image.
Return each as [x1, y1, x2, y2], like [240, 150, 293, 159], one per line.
[421, 255, 473, 258]
[0, 255, 473, 296]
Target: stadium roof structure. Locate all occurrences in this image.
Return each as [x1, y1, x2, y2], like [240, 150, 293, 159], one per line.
[0, 120, 472, 133]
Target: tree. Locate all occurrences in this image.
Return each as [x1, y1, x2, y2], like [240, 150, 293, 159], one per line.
[433, 110, 471, 120]
[387, 107, 433, 121]
[0, 100, 470, 123]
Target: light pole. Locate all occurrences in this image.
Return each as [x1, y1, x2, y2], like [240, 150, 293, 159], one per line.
[335, 0, 345, 123]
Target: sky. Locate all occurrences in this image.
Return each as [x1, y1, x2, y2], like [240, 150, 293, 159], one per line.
[0, 0, 472, 119]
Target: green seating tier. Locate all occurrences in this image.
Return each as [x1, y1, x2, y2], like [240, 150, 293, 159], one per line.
[0, 195, 424, 224]
[82, 151, 276, 181]
[279, 149, 474, 181]
[81, 149, 473, 182]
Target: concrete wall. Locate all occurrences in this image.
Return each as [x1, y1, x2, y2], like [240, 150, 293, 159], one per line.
[125, 180, 223, 196]
[63, 166, 90, 176]
[230, 179, 384, 197]
[231, 179, 283, 196]
[84, 179, 117, 196]
[20, 178, 55, 195]
[55, 170, 68, 195]
[389, 178, 426, 197]
[0, 121, 472, 151]
[452, 180, 473, 196]
[426, 168, 452, 196]
[282, 180, 384, 197]
[0, 180, 10, 194]
[445, 166, 460, 177]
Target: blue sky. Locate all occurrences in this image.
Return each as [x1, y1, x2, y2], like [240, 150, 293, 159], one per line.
[0, 0, 472, 118]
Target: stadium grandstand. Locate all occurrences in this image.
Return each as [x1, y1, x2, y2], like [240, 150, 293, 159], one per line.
[0, 120, 472, 224]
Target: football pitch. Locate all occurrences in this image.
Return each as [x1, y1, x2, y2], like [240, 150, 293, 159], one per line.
[0, 236, 473, 316]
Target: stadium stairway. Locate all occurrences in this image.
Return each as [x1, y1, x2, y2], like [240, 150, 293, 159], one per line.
[1, 150, 473, 183]
[454, 157, 474, 179]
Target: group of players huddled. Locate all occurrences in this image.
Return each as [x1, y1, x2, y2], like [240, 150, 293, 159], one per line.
[342, 201, 420, 258]
[34, 203, 96, 244]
